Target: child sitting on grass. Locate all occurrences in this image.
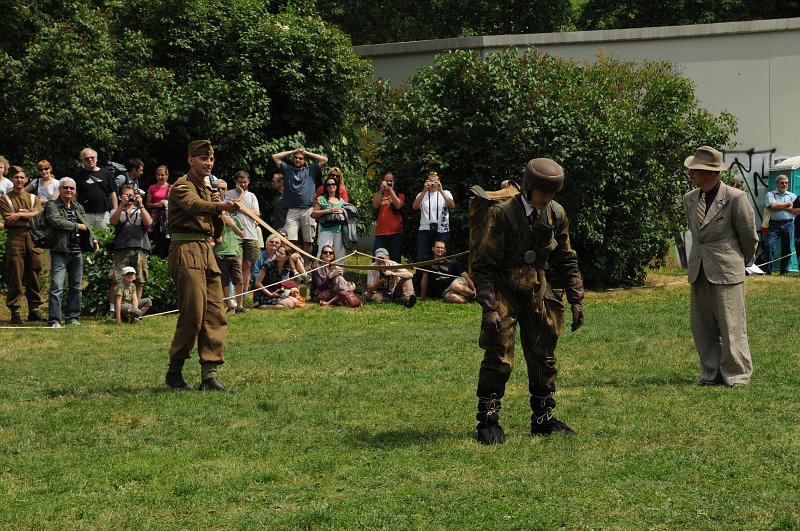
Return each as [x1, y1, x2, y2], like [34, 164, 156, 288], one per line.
[115, 266, 152, 323]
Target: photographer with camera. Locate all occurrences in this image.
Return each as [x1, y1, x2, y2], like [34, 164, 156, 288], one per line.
[412, 171, 455, 262]
[108, 183, 152, 314]
[372, 170, 406, 263]
[364, 248, 416, 307]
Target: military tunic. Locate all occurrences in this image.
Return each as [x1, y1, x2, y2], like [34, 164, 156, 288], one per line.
[471, 194, 581, 399]
[0, 190, 44, 313]
[167, 172, 226, 365]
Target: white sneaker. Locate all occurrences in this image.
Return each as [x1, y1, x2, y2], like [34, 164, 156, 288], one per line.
[49, 321, 62, 328]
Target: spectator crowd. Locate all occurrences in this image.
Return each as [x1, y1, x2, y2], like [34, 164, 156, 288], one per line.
[1, 146, 477, 325]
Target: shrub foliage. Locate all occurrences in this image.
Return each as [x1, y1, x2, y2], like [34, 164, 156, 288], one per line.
[378, 49, 737, 287]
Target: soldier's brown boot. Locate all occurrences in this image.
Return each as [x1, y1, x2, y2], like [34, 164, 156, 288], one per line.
[198, 378, 233, 393]
[165, 371, 191, 391]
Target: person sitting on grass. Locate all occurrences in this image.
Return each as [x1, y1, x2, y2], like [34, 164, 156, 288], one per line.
[364, 247, 416, 307]
[311, 245, 357, 305]
[252, 231, 308, 287]
[419, 239, 476, 303]
[115, 266, 152, 323]
[252, 245, 301, 310]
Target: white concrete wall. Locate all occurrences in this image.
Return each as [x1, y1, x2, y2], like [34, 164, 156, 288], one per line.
[355, 18, 800, 159]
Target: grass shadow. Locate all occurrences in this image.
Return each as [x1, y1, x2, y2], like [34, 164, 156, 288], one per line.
[345, 427, 458, 449]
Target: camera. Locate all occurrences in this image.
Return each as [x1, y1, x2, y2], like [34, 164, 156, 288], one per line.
[127, 195, 135, 203]
[386, 181, 393, 187]
[426, 181, 435, 190]
[429, 222, 438, 233]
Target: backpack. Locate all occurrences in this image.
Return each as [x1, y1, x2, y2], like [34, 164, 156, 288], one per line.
[468, 185, 520, 273]
[468, 185, 563, 274]
[106, 161, 127, 188]
[3, 193, 56, 249]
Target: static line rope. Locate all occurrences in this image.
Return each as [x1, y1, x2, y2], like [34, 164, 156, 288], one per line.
[143, 251, 359, 318]
[236, 203, 467, 271]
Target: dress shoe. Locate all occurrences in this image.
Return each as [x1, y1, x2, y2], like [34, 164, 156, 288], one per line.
[28, 310, 45, 322]
[10, 312, 23, 325]
[403, 294, 417, 308]
[198, 378, 233, 393]
[165, 371, 191, 391]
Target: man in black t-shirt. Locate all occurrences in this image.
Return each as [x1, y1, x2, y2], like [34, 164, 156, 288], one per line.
[75, 147, 118, 228]
[419, 239, 475, 303]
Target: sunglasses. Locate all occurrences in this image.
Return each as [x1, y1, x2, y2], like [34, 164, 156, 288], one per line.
[321, 250, 334, 255]
[325, 182, 337, 186]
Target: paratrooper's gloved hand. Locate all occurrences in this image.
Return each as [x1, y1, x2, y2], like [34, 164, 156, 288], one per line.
[482, 309, 501, 334]
[570, 303, 584, 332]
[476, 285, 501, 334]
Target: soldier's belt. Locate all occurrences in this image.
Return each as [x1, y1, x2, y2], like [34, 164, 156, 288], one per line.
[503, 250, 546, 269]
[170, 232, 209, 241]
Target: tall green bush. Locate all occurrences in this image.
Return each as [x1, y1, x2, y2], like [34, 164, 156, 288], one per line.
[378, 49, 737, 287]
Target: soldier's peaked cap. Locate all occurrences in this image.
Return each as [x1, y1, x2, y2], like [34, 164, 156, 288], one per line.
[188, 140, 214, 157]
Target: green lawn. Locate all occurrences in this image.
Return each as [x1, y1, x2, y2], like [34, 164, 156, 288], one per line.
[1, 270, 799, 529]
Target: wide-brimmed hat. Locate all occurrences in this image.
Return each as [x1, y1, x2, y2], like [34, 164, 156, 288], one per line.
[684, 146, 728, 172]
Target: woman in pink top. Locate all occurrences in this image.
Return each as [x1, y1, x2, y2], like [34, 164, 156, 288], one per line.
[146, 165, 171, 257]
[313, 167, 348, 203]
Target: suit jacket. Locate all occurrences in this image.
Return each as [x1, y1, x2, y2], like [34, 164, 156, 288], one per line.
[684, 182, 758, 284]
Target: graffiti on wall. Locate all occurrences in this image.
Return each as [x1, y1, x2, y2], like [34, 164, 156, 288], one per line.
[722, 148, 777, 225]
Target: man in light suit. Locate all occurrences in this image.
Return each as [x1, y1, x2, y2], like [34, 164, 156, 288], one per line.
[683, 146, 758, 387]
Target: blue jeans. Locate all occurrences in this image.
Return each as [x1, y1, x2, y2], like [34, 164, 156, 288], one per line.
[49, 252, 84, 323]
[374, 233, 404, 263]
[765, 220, 794, 274]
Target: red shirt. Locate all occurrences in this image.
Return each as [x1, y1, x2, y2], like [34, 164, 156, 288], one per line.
[375, 192, 405, 236]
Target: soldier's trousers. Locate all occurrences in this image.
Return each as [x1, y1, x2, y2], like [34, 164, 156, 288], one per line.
[477, 286, 565, 397]
[168, 241, 227, 365]
[5, 230, 43, 312]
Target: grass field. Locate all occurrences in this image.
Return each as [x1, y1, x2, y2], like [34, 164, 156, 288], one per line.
[1, 269, 799, 529]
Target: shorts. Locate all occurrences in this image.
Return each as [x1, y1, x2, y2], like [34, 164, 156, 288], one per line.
[443, 276, 468, 299]
[111, 248, 148, 284]
[241, 239, 260, 263]
[284, 207, 316, 243]
[84, 211, 111, 229]
[215, 255, 243, 286]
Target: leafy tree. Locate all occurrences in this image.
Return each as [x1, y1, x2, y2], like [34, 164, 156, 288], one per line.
[314, 0, 575, 45]
[579, 0, 800, 30]
[0, 0, 374, 224]
[378, 49, 737, 287]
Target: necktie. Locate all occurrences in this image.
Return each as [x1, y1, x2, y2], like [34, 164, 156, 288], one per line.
[697, 192, 707, 224]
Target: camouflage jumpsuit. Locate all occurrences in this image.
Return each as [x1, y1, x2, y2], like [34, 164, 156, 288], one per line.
[471, 194, 582, 426]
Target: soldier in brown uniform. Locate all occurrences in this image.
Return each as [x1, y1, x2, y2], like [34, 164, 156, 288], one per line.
[0, 166, 44, 324]
[471, 158, 585, 444]
[165, 140, 240, 392]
